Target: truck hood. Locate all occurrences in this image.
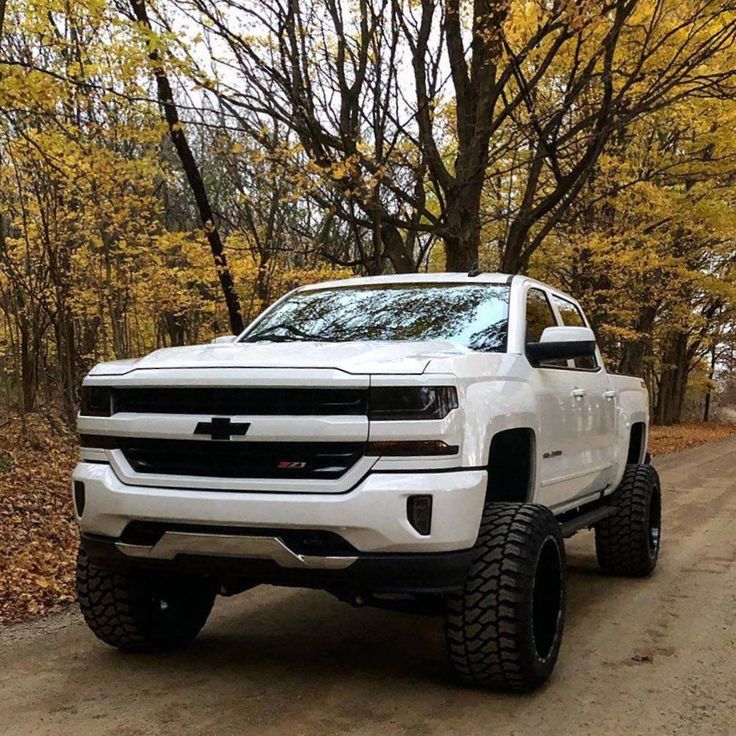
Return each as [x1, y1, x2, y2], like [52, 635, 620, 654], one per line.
[87, 340, 472, 377]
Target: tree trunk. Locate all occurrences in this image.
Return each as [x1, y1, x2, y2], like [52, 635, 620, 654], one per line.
[162, 311, 186, 347]
[128, 0, 244, 334]
[19, 319, 35, 413]
[381, 222, 415, 274]
[500, 217, 532, 274]
[703, 344, 716, 422]
[443, 186, 483, 272]
[618, 305, 659, 377]
[255, 252, 270, 305]
[654, 331, 688, 425]
[54, 310, 77, 424]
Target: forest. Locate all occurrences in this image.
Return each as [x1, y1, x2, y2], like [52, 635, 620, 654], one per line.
[1, 0, 736, 426]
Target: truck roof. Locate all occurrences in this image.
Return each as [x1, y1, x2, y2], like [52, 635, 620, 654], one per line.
[295, 273, 584, 310]
[298, 272, 515, 291]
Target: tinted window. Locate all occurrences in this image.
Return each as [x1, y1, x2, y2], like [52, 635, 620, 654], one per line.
[551, 295, 598, 369]
[525, 288, 558, 343]
[241, 284, 510, 352]
[552, 295, 586, 327]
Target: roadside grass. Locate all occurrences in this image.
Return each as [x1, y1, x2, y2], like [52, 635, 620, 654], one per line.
[0, 411, 734, 625]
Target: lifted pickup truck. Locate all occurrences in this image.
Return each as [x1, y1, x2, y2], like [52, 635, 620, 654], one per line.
[73, 273, 660, 691]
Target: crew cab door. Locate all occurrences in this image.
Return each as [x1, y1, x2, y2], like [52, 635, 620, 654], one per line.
[548, 294, 618, 498]
[523, 287, 616, 509]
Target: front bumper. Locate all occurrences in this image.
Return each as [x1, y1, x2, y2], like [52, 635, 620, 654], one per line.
[80, 532, 476, 594]
[72, 462, 487, 554]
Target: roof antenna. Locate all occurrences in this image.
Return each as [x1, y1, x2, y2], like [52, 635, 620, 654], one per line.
[468, 262, 482, 277]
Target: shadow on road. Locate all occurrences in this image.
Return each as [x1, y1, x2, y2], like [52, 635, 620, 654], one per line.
[75, 536, 636, 695]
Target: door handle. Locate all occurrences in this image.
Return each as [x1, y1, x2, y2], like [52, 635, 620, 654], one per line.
[571, 388, 586, 400]
[603, 390, 618, 400]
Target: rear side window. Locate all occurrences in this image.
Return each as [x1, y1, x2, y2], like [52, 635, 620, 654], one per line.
[551, 295, 598, 370]
[525, 288, 558, 343]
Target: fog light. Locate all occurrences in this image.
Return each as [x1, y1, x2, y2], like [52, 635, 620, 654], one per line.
[407, 495, 432, 535]
[73, 481, 86, 517]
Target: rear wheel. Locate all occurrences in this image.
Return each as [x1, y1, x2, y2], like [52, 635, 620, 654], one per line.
[445, 503, 566, 692]
[76, 549, 216, 651]
[595, 463, 662, 577]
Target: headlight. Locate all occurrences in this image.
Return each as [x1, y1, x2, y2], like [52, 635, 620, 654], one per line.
[366, 440, 458, 456]
[369, 386, 458, 421]
[80, 386, 113, 417]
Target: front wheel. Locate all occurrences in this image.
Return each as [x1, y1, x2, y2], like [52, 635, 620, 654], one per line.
[445, 503, 566, 692]
[76, 549, 216, 652]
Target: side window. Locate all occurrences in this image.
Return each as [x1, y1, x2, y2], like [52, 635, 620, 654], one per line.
[551, 295, 598, 370]
[552, 296, 586, 327]
[525, 288, 558, 343]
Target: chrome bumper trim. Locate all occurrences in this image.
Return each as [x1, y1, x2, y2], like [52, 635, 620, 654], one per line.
[116, 532, 357, 569]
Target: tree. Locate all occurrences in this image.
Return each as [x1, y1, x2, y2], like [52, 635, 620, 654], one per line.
[529, 90, 736, 424]
[126, 0, 244, 334]
[155, 0, 736, 272]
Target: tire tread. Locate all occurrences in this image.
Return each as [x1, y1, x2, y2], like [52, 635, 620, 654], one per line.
[445, 503, 566, 692]
[595, 464, 661, 577]
[76, 549, 214, 651]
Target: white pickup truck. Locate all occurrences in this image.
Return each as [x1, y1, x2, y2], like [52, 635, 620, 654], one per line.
[73, 272, 660, 691]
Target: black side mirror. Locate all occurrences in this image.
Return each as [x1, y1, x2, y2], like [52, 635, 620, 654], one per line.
[526, 340, 596, 367]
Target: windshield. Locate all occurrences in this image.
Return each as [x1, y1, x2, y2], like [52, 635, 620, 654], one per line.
[241, 283, 510, 352]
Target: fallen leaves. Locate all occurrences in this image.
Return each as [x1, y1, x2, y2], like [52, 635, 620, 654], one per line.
[0, 411, 78, 624]
[648, 422, 736, 456]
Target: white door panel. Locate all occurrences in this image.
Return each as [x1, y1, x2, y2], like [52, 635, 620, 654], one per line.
[567, 369, 618, 497]
[534, 366, 615, 508]
[527, 369, 582, 507]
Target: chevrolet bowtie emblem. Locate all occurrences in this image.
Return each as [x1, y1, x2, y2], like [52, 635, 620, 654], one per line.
[194, 417, 250, 441]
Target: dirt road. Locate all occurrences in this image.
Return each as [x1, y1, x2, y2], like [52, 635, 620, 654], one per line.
[2, 438, 735, 736]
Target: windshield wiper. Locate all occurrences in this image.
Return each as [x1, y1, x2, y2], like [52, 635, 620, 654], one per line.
[243, 332, 295, 343]
[243, 323, 323, 343]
